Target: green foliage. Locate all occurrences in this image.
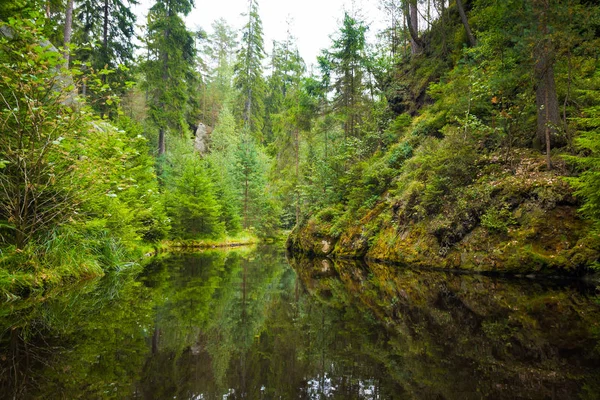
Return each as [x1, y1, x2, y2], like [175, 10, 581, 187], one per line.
[398, 128, 480, 216]
[234, 134, 280, 237]
[5, 0, 600, 291]
[143, 0, 198, 154]
[74, 0, 137, 69]
[200, 19, 238, 126]
[314, 206, 343, 224]
[0, 17, 84, 248]
[72, 0, 137, 116]
[480, 205, 516, 234]
[267, 39, 308, 228]
[319, 12, 369, 138]
[387, 141, 413, 169]
[72, 119, 169, 246]
[164, 137, 224, 239]
[0, 16, 167, 294]
[234, 0, 266, 139]
[206, 105, 243, 235]
[263, 36, 305, 145]
[206, 104, 280, 237]
[565, 70, 600, 230]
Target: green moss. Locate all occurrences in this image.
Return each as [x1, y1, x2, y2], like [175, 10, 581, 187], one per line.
[290, 147, 600, 276]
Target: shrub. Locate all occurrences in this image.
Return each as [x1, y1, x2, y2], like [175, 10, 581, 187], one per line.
[480, 205, 516, 234]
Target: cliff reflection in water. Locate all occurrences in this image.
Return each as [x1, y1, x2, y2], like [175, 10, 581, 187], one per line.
[292, 255, 600, 399]
[0, 246, 599, 399]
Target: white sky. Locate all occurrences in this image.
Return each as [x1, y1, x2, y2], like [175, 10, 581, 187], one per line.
[134, 0, 387, 69]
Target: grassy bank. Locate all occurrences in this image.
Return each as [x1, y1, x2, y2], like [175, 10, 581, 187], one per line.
[161, 231, 260, 250]
[0, 232, 156, 300]
[0, 230, 272, 300]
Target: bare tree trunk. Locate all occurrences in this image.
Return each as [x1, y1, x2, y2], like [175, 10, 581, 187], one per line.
[244, 155, 249, 228]
[427, 0, 431, 31]
[295, 100, 300, 226]
[533, 0, 561, 169]
[152, 326, 160, 354]
[439, 0, 447, 53]
[391, 4, 397, 56]
[98, 0, 110, 119]
[103, 0, 109, 58]
[158, 5, 170, 158]
[158, 128, 166, 156]
[406, 0, 423, 54]
[455, 0, 476, 46]
[244, 3, 254, 130]
[63, 0, 74, 66]
[544, 86, 552, 169]
[402, 9, 408, 57]
[563, 46, 572, 147]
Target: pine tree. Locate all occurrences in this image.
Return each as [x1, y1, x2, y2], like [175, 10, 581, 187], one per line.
[268, 35, 306, 226]
[164, 137, 224, 239]
[233, 0, 266, 140]
[233, 131, 278, 235]
[321, 12, 368, 139]
[202, 18, 238, 126]
[565, 69, 600, 230]
[143, 0, 196, 158]
[74, 0, 137, 71]
[71, 0, 137, 117]
[264, 29, 305, 145]
[206, 105, 243, 234]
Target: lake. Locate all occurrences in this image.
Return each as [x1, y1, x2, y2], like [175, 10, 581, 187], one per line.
[1, 245, 599, 399]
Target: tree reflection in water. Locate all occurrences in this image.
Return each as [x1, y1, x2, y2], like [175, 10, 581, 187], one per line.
[0, 246, 599, 399]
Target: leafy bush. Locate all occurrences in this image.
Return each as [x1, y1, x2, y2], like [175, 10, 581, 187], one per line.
[387, 142, 413, 169]
[315, 207, 342, 223]
[0, 17, 168, 289]
[480, 205, 516, 234]
[0, 17, 85, 248]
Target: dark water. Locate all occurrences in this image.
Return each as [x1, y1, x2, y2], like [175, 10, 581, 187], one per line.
[1, 246, 600, 399]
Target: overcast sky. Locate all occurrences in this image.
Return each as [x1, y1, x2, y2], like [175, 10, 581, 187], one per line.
[134, 0, 387, 69]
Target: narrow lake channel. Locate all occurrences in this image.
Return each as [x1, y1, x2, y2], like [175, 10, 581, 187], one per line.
[1, 245, 599, 399]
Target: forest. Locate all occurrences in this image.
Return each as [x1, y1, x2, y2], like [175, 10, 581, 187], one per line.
[1, 0, 600, 296]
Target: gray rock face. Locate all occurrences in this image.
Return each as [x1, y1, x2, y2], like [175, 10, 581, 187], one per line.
[194, 122, 209, 154]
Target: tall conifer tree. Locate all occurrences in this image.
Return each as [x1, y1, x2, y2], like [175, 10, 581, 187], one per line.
[74, 0, 137, 71]
[321, 12, 368, 138]
[233, 0, 266, 140]
[144, 0, 196, 159]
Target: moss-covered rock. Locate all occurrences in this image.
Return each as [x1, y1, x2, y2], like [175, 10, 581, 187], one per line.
[289, 150, 600, 276]
[286, 215, 338, 257]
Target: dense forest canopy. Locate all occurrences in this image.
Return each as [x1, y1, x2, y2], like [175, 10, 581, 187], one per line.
[1, 0, 600, 294]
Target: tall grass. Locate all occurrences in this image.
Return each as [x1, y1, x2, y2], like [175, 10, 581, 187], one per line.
[0, 225, 141, 299]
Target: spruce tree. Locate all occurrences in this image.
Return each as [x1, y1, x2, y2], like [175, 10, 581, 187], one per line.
[143, 0, 196, 158]
[206, 105, 243, 235]
[264, 30, 305, 145]
[164, 137, 224, 239]
[268, 35, 306, 226]
[74, 0, 137, 71]
[202, 18, 238, 126]
[233, 0, 266, 140]
[321, 12, 368, 139]
[565, 70, 600, 230]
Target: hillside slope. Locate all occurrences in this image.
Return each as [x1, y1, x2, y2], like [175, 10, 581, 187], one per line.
[288, 147, 599, 275]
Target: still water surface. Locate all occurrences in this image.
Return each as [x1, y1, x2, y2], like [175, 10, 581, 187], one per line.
[1, 245, 599, 399]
